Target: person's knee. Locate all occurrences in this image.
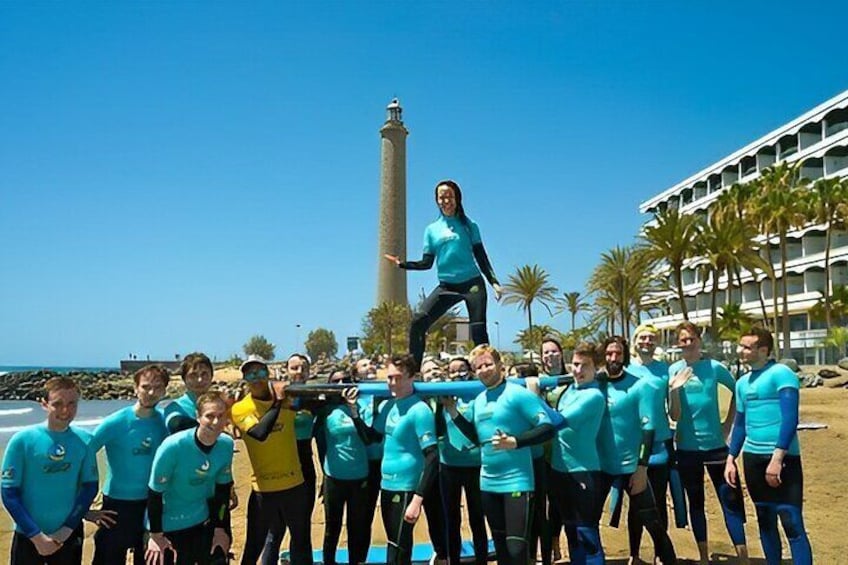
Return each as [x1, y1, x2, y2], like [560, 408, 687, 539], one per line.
[410, 311, 430, 331]
[505, 536, 528, 563]
[777, 505, 805, 539]
[576, 526, 602, 555]
[718, 482, 745, 514]
[754, 503, 779, 530]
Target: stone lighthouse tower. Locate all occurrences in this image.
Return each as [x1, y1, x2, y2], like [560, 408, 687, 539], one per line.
[376, 98, 409, 305]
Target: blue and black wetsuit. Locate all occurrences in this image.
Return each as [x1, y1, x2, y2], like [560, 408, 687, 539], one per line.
[401, 214, 498, 367]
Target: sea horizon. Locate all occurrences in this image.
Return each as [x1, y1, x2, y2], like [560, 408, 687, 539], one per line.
[0, 365, 120, 375]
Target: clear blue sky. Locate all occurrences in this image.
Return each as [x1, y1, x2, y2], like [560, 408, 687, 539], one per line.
[2, 2, 846, 366]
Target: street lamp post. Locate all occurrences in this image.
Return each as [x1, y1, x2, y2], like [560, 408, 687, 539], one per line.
[295, 324, 302, 352]
[494, 321, 500, 350]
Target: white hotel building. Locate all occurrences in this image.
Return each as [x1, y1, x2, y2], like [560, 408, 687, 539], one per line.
[639, 89, 848, 364]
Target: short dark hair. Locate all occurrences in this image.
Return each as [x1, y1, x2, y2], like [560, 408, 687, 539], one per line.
[600, 336, 630, 366]
[573, 341, 599, 364]
[196, 389, 229, 412]
[180, 352, 213, 381]
[741, 325, 774, 355]
[675, 321, 702, 339]
[133, 364, 170, 387]
[43, 376, 79, 400]
[389, 353, 418, 378]
[448, 356, 472, 372]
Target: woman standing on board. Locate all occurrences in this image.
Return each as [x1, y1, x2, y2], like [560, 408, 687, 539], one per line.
[384, 180, 501, 368]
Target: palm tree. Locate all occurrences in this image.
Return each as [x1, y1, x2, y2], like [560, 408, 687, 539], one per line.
[714, 182, 773, 326]
[559, 291, 590, 331]
[810, 284, 848, 328]
[587, 245, 657, 339]
[752, 162, 809, 357]
[640, 207, 703, 321]
[807, 177, 848, 333]
[514, 325, 563, 354]
[361, 301, 411, 356]
[716, 303, 756, 343]
[501, 264, 559, 332]
[823, 326, 848, 359]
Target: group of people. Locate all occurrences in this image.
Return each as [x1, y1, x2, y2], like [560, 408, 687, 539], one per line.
[0, 177, 813, 564]
[1, 322, 814, 565]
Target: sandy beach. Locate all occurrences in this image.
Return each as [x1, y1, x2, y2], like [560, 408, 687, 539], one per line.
[1, 371, 846, 563]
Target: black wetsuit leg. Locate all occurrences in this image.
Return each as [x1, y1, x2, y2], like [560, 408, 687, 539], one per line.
[627, 460, 670, 559]
[480, 490, 533, 565]
[11, 525, 84, 565]
[363, 458, 382, 555]
[323, 476, 371, 565]
[92, 496, 147, 565]
[441, 464, 488, 565]
[382, 490, 416, 565]
[531, 457, 551, 565]
[422, 469, 448, 560]
[410, 276, 489, 367]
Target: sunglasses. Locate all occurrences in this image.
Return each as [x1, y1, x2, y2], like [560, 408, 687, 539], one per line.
[243, 367, 270, 382]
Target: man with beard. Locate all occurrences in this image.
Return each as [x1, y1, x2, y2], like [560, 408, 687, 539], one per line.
[596, 336, 677, 565]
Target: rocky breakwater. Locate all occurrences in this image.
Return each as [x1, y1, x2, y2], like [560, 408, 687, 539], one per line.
[0, 370, 137, 401]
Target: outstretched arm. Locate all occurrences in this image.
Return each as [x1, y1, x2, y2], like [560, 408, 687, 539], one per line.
[398, 253, 435, 271]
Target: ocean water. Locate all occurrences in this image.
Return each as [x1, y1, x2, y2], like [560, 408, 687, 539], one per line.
[0, 365, 119, 376]
[0, 400, 134, 450]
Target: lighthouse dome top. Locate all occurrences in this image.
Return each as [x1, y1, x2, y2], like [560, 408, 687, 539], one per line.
[386, 98, 403, 123]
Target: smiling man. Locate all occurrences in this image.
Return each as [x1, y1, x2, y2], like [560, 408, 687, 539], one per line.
[1, 376, 99, 565]
[725, 326, 812, 565]
[346, 353, 440, 565]
[88, 364, 170, 565]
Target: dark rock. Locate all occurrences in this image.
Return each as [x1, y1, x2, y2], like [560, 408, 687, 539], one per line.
[819, 368, 842, 379]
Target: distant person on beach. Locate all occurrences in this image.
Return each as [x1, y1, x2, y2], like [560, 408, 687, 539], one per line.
[725, 327, 813, 565]
[345, 353, 440, 565]
[668, 322, 748, 564]
[1, 376, 99, 565]
[163, 352, 214, 434]
[441, 344, 555, 565]
[384, 179, 502, 368]
[145, 390, 233, 565]
[230, 355, 312, 565]
[87, 364, 169, 565]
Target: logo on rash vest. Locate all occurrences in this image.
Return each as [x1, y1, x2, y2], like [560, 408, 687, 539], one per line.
[196, 460, 211, 476]
[189, 460, 212, 485]
[1, 467, 14, 480]
[43, 444, 71, 473]
[420, 431, 433, 443]
[437, 226, 459, 244]
[133, 437, 154, 455]
[48, 444, 66, 461]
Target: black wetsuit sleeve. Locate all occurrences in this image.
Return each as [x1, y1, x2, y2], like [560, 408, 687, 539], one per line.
[147, 489, 164, 533]
[167, 415, 198, 435]
[449, 411, 480, 445]
[246, 401, 283, 442]
[399, 253, 435, 271]
[352, 414, 383, 445]
[314, 408, 328, 467]
[514, 423, 555, 449]
[638, 430, 655, 466]
[414, 445, 439, 497]
[209, 482, 233, 529]
[472, 242, 499, 286]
